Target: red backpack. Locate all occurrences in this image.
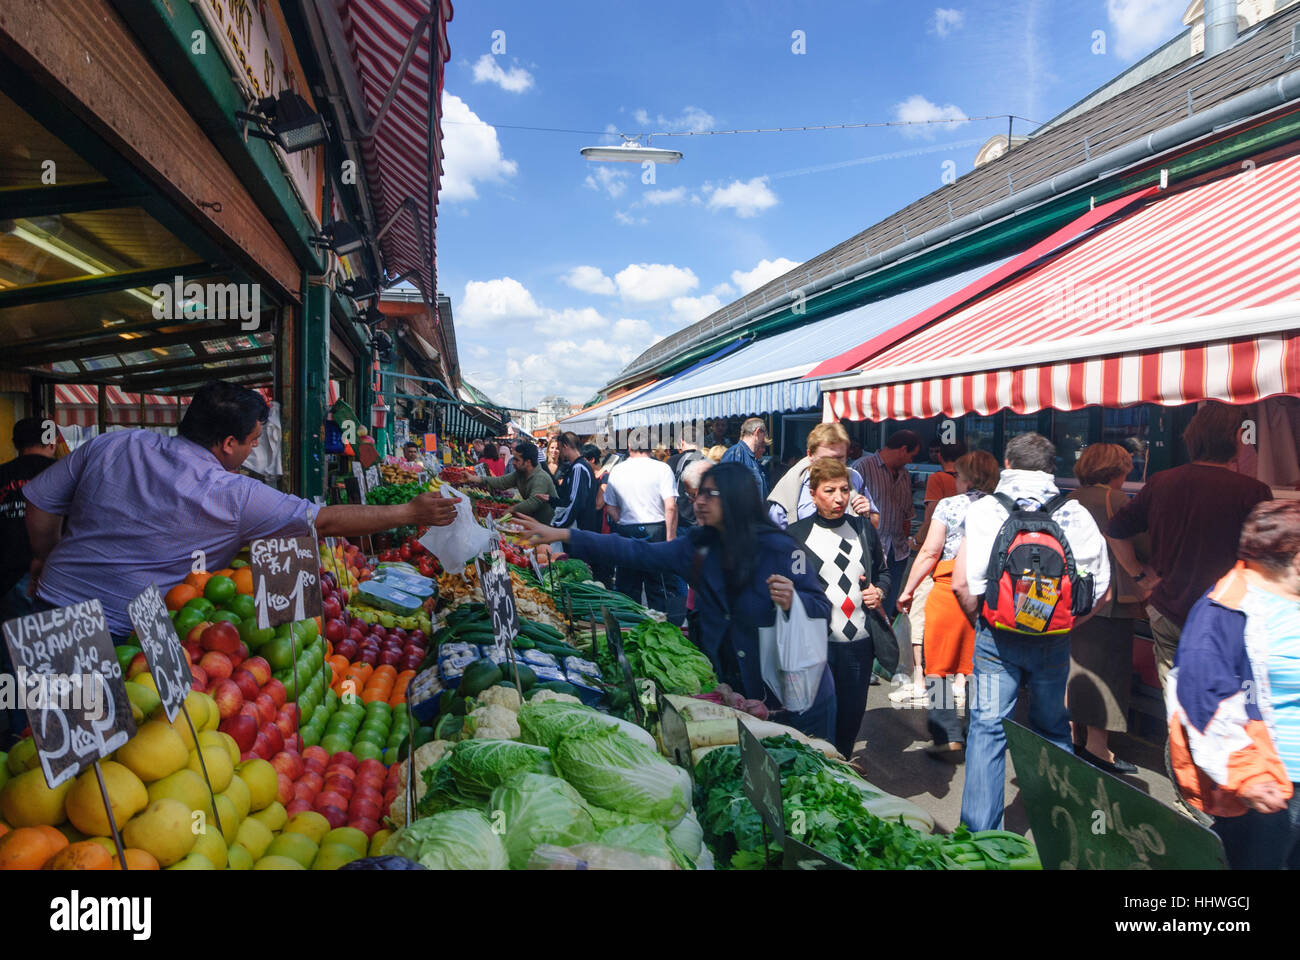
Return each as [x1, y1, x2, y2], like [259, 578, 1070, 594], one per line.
[980, 492, 1095, 636]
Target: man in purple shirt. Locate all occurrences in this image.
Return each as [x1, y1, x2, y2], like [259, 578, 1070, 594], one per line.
[23, 381, 458, 638]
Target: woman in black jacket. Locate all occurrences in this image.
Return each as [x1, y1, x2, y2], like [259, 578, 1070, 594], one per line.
[787, 457, 892, 759]
[514, 462, 836, 740]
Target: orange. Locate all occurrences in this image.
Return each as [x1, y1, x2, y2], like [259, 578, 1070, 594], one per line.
[165, 584, 199, 611]
[371, 665, 397, 682]
[112, 848, 159, 870]
[184, 571, 213, 591]
[232, 568, 254, 596]
[361, 688, 389, 704]
[47, 840, 112, 870]
[0, 823, 9, 839]
[214, 568, 235, 579]
[0, 827, 62, 869]
[34, 825, 69, 855]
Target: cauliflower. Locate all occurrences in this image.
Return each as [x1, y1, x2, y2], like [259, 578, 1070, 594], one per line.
[475, 685, 523, 713]
[528, 689, 581, 705]
[395, 740, 452, 792]
[465, 703, 520, 740]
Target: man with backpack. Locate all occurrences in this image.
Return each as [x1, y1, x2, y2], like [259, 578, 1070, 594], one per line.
[667, 424, 707, 530]
[952, 433, 1111, 831]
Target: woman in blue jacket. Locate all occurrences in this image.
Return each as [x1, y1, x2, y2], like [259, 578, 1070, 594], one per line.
[513, 462, 836, 741]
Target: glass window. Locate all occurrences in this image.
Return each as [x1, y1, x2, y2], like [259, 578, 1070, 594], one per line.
[965, 416, 996, 455]
[1051, 410, 1090, 478]
[1102, 406, 1152, 482]
[1005, 413, 1039, 440]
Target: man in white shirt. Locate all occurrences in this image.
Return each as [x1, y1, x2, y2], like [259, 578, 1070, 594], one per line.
[604, 440, 679, 620]
[952, 432, 1111, 831]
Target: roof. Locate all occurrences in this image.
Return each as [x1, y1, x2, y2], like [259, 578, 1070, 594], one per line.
[618, 3, 1300, 382]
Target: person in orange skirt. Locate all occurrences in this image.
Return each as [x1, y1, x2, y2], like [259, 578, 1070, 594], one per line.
[897, 450, 1000, 760]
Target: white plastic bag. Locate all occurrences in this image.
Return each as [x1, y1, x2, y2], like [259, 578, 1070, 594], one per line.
[417, 486, 492, 572]
[758, 594, 828, 714]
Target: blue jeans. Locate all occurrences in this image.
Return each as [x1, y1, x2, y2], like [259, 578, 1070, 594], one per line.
[960, 621, 1073, 831]
[884, 555, 908, 620]
[613, 523, 674, 616]
[777, 666, 836, 743]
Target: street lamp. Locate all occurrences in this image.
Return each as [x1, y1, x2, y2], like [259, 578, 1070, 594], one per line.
[581, 135, 682, 164]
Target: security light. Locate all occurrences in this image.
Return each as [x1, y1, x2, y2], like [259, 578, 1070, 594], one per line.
[237, 90, 328, 152]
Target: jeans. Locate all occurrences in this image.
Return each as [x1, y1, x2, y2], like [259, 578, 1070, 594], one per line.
[828, 637, 874, 758]
[613, 522, 674, 615]
[778, 666, 836, 743]
[927, 675, 966, 746]
[960, 621, 1073, 831]
[1212, 785, 1300, 870]
[883, 554, 909, 620]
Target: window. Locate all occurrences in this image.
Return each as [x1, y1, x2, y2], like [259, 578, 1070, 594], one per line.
[965, 416, 996, 455]
[1051, 410, 1090, 478]
[1102, 406, 1152, 482]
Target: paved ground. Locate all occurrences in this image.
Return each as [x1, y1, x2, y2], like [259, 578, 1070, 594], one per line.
[848, 681, 1184, 839]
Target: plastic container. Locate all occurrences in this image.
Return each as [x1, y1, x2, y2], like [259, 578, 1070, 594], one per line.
[358, 580, 424, 616]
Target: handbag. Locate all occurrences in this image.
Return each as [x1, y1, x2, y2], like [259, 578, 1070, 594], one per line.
[758, 593, 829, 714]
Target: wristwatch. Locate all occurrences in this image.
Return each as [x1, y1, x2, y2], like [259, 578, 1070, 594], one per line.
[1132, 570, 1147, 581]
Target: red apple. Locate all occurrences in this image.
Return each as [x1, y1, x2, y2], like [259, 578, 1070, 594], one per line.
[357, 758, 385, 779]
[285, 798, 312, 818]
[352, 781, 383, 804]
[349, 796, 382, 822]
[260, 722, 284, 756]
[313, 790, 348, 813]
[211, 679, 244, 719]
[378, 649, 402, 667]
[356, 775, 385, 797]
[190, 664, 209, 690]
[240, 750, 257, 763]
[318, 805, 348, 830]
[357, 647, 379, 667]
[324, 618, 348, 643]
[239, 701, 261, 723]
[200, 621, 241, 655]
[292, 782, 315, 804]
[348, 816, 380, 838]
[323, 774, 355, 798]
[186, 622, 212, 645]
[183, 640, 202, 664]
[276, 772, 295, 805]
[303, 757, 326, 776]
[231, 669, 260, 702]
[335, 638, 358, 662]
[323, 597, 343, 621]
[270, 750, 304, 781]
[199, 651, 232, 682]
[251, 731, 273, 760]
[303, 745, 329, 767]
[242, 656, 272, 687]
[325, 763, 356, 781]
[346, 628, 364, 644]
[299, 771, 324, 794]
[253, 693, 276, 726]
[282, 733, 302, 754]
[277, 703, 301, 732]
[384, 763, 401, 788]
[218, 714, 258, 753]
[126, 651, 149, 678]
[329, 751, 359, 772]
[263, 678, 286, 709]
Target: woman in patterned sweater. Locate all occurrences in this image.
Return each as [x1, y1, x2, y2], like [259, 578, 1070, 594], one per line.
[788, 458, 893, 759]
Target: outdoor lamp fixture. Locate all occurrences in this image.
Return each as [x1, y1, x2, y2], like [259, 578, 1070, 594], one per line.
[358, 305, 385, 327]
[236, 89, 328, 152]
[341, 275, 376, 302]
[309, 219, 366, 257]
[370, 330, 394, 363]
[580, 135, 682, 164]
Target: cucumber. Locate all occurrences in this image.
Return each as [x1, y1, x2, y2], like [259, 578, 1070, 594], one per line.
[501, 662, 536, 691]
[512, 636, 536, 650]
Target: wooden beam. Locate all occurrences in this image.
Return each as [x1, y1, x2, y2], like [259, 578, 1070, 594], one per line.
[0, 180, 144, 217]
[0, 261, 217, 309]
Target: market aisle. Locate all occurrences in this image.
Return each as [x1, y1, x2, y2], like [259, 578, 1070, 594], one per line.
[850, 694, 1184, 838]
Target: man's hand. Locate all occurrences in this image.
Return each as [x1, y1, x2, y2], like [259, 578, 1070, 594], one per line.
[409, 491, 459, 527]
[849, 493, 872, 516]
[1239, 778, 1289, 814]
[767, 574, 795, 611]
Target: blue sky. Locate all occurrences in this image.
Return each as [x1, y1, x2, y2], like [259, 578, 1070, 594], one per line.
[434, 0, 1194, 410]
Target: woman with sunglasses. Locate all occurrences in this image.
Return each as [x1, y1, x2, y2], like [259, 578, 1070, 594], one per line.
[512, 461, 836, 740]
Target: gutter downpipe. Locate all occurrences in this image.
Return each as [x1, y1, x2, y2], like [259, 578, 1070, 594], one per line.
[612, 62, 1300, 387]
[1204, 0, 1240, 60]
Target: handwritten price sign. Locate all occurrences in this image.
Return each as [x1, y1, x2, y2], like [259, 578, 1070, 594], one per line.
[250, 536, 323, 629]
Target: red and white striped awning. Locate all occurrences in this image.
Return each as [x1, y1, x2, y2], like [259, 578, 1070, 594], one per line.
[822, 153, 1300, 422]
[54, 385, 183, 427]
[334, 0, 452, 305]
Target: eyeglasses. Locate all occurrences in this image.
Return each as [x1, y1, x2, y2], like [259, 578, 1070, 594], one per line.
[694, 489, 721, 501]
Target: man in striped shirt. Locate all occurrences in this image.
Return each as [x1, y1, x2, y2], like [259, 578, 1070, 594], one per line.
[853, 429, 922, 617]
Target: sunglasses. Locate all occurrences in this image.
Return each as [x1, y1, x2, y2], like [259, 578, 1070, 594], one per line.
[694, 488, 721, 501]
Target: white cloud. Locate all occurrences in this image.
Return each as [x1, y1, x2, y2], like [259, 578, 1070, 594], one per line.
[584, 165, 628, 199]
[561, 265, 615, 295]
[706, 177, 778, 218]
[731, 257, 803, 295]
[669, 294, 723, 325]
[535, 306, 608, 336]
[470, 54, 534, 93]
[614, 263, 699, 302]
[612, 317, 653, 342]
[1106, 0, 1186, 60]
[711, 282, 736, 298]
[632, 106, 714, 132]
[459, 277, 542, 326]
[439, 92, 519, 202]
[931, 8, 965, 37]
[503, 338, 645, 407]
[640, 186, 688, 206]
[893, 94, 969, 139]
[614, 210, 647, 226]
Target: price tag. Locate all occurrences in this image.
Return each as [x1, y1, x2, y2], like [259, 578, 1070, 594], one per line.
[528, 550, 544, 584]
[365, 464, 380, 490]
[782, 836, 849, 870]
[738, 718, 784, 845]
[658, 695, 692, 777]
[126, 585, 192, 722]
[351, 462, 367, 505]
[250, 536, 323, 629]
[475, 553, 519, 655]
[417, 471, 429, 485]
[603, 607, 642, 726]
[2, 600, 135, 788]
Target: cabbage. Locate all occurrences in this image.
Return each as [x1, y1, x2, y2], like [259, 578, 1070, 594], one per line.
[446, 739, 554, 796]
[551, 726, 689, 826]
[490, 773, 598, 869]
[517, 699, 657, 752]
[599, 822, 692, 869]
[381, 810, 508, 870]
[668, 810, 704, 860]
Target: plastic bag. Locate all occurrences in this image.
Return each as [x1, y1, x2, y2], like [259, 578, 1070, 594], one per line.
[417, 486, 492, 571]
[758, 593, 828, 714]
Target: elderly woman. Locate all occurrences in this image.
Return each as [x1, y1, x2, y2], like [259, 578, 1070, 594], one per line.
[1169, 501, 1300, 869]
[1067, 443, 1148, 775]
[896, 450, 1000, 757]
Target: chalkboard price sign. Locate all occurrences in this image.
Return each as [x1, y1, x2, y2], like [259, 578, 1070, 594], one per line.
[2, 600, 136, 789]
[250, 536, 323, 630]
[738, 719, 784, 846]
[365, 464, 381, 490]
[603, 608, 642, 725]
[351, 463, 367, 505]
[1002, 720, 1227, 870]
[658, 695, 692, 778]
[476, 553, 519, 654]
[782, 836, 850, 870]
[127, 585, 192, 722]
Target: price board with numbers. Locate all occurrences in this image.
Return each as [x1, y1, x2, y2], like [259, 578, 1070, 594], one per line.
[475, 552, 519, 655]
[738, 718, 785, 846]
[782, 836, 849, 870]
[351, 462, 367, 505]
[603, 607, 642, 725]
[2, 600, 135, 788]
[365, 464, 380, 491]
[250, 536, 323, 629]
[126, 585, 192, 723]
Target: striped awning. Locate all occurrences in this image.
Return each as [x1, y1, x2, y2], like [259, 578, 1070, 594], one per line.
[54, 385, 183, 427]
[334, 0, 452, 303]
[822, 153, 1300, 422]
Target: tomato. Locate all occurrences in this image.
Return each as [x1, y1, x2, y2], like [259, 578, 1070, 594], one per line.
[400, 543, 412, 561]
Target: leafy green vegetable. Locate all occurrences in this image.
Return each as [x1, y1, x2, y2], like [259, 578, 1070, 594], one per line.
[445, 739, 554, 796]
[595, 620, 717, 696]
[417, 759, 488, 817]
[490, 773, 598, 869]
[381, 809, 508, 870]
[599, 822, 694, 869]
[551, 726, 690, 826]
[516, 699, 657, 752]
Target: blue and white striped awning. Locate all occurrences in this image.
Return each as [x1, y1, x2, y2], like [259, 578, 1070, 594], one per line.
[612, 257, 1013, 429]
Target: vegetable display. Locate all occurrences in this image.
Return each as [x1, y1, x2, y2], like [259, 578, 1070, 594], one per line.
[552, 727, 691, 827]
[382, 809, 509, 870]
[599, 620, 716, 696]
[490, 773, 598, 869]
